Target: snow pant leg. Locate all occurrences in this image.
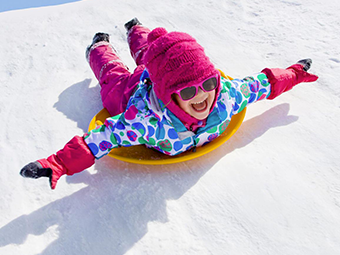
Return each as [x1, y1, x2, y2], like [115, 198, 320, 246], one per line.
[127, 25, 151, 66]
[88, 42, 143, 116]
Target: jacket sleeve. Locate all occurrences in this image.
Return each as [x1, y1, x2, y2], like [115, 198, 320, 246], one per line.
[84, 105, 150, 159]
[222, 73, 271, 116]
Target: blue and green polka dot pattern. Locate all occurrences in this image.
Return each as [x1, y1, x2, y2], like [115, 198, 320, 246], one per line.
[84, 70, 270, 159]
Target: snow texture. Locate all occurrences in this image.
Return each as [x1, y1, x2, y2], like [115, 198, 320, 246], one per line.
[0, 0, 340, 254]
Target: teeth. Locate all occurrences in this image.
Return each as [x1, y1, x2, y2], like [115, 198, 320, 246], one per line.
[192, 99, 206, 105]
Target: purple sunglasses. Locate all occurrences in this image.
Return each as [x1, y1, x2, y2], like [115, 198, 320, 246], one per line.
[174, 74, 219, 101]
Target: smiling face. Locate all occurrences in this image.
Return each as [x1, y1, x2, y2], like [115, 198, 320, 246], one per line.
[173, 88, 216, 120]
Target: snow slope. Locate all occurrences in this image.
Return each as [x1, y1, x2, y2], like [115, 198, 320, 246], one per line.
[0, 0, 340, 254]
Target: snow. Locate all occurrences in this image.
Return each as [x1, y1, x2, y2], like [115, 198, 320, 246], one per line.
[1, 0, 340, 254]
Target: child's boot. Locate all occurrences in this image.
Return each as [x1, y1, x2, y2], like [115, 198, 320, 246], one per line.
[124, 17, 142, 33]
[86, 32, 111, 61]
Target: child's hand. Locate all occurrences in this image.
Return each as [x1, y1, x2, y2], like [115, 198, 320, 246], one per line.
[20, 136, 95, 189]
[20, 161, 53, 188]
[262, 59, 318, 100]
[20, 157, 68, 190]
[297, 58, 312, 72]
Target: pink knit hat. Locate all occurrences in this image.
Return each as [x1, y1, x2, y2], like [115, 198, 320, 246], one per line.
[144, 27, 220, 129]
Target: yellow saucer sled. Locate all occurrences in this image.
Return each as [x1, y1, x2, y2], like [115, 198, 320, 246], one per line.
[88, 72, 246, 165]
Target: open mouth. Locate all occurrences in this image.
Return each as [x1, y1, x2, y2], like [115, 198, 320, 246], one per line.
[191, 98, 208, 112]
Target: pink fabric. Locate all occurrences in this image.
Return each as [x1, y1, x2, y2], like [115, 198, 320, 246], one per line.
[128, 25, 151, 65]
[38, 136, 95, 189]
[143, 27, 220, 131]
[262, 64, 318, 100]
[88, 25, 150, 116]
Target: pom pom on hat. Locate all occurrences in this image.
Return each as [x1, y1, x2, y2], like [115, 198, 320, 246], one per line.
[147, 27, 168, 44]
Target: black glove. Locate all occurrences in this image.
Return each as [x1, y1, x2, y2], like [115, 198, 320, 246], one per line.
[297, 58, 312, 72]
[20, 161, 51, 179]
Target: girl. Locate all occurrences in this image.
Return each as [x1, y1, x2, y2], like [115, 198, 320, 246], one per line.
[20, 18, 318, 189]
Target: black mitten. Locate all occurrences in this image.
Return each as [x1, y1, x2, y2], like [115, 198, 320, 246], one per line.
[20, 161, 51, 179]
[297, 58, 312, 72]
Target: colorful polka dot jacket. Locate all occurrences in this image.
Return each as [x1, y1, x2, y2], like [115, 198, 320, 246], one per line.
[84, 70, 271, 159]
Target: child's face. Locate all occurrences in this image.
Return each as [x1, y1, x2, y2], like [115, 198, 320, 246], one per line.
[174, 88, 216, 120]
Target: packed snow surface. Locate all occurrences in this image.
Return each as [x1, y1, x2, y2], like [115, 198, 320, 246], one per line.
[0, 0, 340, 254]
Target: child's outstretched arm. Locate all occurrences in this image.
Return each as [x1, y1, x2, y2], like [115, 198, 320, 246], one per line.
[20, 136, 95, 189]
[225, 59, 318, 117]
[20, 106, 151, 189]
[262, 59, 318, 99]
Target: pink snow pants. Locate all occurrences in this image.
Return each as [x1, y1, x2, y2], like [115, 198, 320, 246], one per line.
[88, 25, 150, 116]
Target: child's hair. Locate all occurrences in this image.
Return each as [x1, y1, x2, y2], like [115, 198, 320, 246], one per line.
[144, 27, 220, 124]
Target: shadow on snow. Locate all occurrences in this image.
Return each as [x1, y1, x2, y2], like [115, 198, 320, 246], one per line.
[0, 102, 298, 255]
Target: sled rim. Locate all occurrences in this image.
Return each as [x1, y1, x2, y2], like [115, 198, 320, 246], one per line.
[88, 107, 246, 165]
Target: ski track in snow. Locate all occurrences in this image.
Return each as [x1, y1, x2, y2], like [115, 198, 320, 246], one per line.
[0, 0, 340, 254]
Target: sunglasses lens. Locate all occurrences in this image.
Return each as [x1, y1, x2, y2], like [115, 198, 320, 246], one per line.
[177, 76, 218, 101]
[202, 77, 218, 91]
[180, 86, 196, 100]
